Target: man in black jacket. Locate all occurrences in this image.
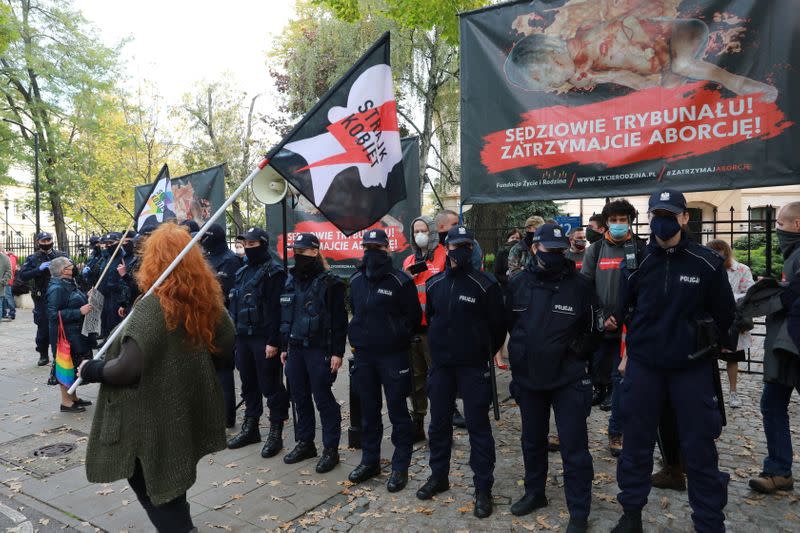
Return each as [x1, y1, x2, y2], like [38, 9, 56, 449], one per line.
[18, 232, 69, 365]
[201, 223, 242, 428]
[506, 224, 601, 533]
[416, 225, 506, 519]
[347, 229, 421, 492]
[226, 227, 289, 458]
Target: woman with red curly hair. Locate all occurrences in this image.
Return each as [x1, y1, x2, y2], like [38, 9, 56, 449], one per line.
[79, 223, 235, 532]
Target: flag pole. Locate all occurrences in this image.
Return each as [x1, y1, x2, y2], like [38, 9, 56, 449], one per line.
[69, 159, 270, 394]
[92, 218, 134, 292]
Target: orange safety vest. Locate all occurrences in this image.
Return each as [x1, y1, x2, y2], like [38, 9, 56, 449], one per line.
[402, 244, 447, 326]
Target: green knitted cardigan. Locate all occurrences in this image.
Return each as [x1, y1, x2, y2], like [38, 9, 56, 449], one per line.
[85, 294, 235, 505]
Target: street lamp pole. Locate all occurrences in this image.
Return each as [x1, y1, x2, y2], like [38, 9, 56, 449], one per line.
[3, 119, 40, 235]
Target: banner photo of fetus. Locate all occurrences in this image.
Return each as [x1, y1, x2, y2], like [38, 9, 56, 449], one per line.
[459, 0, 799, 204]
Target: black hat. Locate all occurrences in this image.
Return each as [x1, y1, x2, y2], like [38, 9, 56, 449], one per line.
[532, 223, 570, 249]
[103, 231, 122, 243]
[180, 219, 201, 233]
[202, 223, 226, 242]
[292, 233, 320, 250]
[237, 226, 269, 245]
[648, 189, 687, 214]
[35, 231, 53, 241]
[445, 225, 474, 245]
[362, 228, 389, 247]
[139, 222, 159, 236]
[88, 235, 100, 245]
[122, 230, 137, 240]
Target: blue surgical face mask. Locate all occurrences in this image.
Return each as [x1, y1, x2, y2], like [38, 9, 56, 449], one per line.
[650, 215, 682, 242]
[609, 223, 629, 240]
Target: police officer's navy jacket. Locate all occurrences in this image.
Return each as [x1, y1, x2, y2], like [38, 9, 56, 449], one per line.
[19, 248, 68, 300]
[507, 260, 601, 390]
[619, 234, 736, 369]
[229, 256, 286, 344]
[348, 261, 422, 353]
[206, 247, 242, 308]
[425, 263, 506, 367]
[280, 266, 348, 355]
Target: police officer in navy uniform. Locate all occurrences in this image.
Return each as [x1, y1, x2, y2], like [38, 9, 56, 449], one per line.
[201, 223, 242, 428]
[347, 229, 422, 492]
[79, 235, 102, 292]
[19, 231, 69, 365]
[96, 231, 131, 339]
[507, 223, 602, 533]
[279, 233, 348, 474]
[227, 227, 290, 457]
[612, 189, 735, 533]
[416, 225, 506, 518]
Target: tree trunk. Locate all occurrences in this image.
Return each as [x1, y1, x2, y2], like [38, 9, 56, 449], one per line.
[467, 203, 510, 257]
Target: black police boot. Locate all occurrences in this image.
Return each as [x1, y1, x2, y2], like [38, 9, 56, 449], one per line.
[611, 509, 643, 533]
[348, 463, 381, 484]
[260, 422, 284, 458]
[474, 490, 493, 519]
[600, 385, 613, 411]
[412, 419, 426, 443]
[283, 441, 317, 464]
[511, 492, 548, 516]
[591, 385, 605, 406]
[37, 350, 49, 366]
[566, 517, 588, 533]
[452, 407, 466, 428]
[227, 417, 261, 449]
[416, 476, 449, 500]
[316, 447, 339, 473]
[387, 470, 408, 493]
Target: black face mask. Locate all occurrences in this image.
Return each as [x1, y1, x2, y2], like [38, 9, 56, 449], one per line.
[523, 231, 535, 250]
[777, 228, 800, 258]
[448, 246, 473, 271]
[438, 231, 448, 246]
[244, 244, 269, 264]
[363, 248, 391, 279]
[585, 227, 603, 243]
[294, 254, 320, 280]
[536, 250, 567, 272]
[39, 242, 53, 252]
[122, 242, 134, 257]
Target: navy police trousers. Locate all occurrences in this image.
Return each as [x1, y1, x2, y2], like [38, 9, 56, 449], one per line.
[235, 335, 289, 424]
[512, 376, 594, 521]
[285, 345, 341, 449]
[427, 364, 495, 492]
[354, 350, 413, 471]
[617, 357, 728, 533]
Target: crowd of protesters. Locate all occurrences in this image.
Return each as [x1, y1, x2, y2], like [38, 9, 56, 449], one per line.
[4, 188, 800, 532]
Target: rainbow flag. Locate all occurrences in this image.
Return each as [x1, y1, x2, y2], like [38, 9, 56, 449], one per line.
[55, 314, 75, 388]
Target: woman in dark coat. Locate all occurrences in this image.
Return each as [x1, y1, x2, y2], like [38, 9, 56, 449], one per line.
[46, 256, 93, 412]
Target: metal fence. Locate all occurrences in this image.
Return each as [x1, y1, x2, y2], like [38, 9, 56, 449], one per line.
[476, 205, 780, 375]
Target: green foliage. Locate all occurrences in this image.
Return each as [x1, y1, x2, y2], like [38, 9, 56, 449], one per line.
[732, 233, 783, 278]
[506, 201, 561, 229]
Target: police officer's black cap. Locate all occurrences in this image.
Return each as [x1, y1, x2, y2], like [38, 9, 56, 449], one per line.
[122, 230, 137, 240]
[532, 223, 570, 250]
[88, 235, 100, 245]
[139, 222, 159, 236]
[292, 233, 320, 250]
[445, 225, 474, 245]
[648, 188, 687, 214]
[237, 226, 269, 244]
[102, 231, 122, 244]
[180, 219, 201, 233]
[203, 223, 226, 241]
[362, 228, 389, 247]
[35, 231, 53, 241]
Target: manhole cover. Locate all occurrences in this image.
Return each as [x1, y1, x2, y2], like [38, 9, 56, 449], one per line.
[32, 443, 77, 458]
[0, 426, 87, 478]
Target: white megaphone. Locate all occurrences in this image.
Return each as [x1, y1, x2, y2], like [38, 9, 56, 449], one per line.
[251, 163, 288, 204]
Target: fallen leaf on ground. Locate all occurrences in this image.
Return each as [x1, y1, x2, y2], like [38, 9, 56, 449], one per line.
[660, 496, 669, 509]
[222, 477, 244, 487]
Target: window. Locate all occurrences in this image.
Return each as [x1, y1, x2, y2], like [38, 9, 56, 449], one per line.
[750, 206, 776, 230]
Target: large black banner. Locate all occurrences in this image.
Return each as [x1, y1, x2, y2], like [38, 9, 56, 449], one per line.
[134, 164, 226, 229]
[266, 137, 420, 276]
[460, 0, 799, 204]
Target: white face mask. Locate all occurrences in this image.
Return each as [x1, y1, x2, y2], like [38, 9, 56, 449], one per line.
[414, 232, 429, 249]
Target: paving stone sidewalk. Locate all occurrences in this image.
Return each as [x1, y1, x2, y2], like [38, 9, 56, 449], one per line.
[0, 310, 798, 532]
